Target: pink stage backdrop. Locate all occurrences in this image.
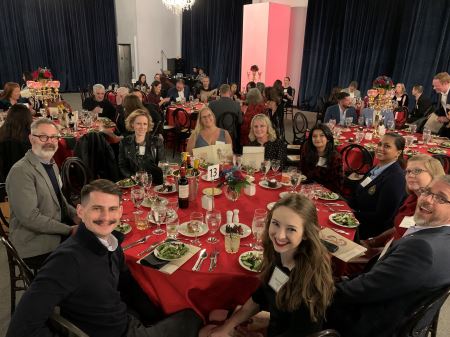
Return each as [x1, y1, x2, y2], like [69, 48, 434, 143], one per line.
[241, 3, 291, 91]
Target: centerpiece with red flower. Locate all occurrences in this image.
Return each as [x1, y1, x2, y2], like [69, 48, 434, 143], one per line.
[32, 67, 53, 81]
[217, 167, 250, 202]
[372, 75, 394, 91]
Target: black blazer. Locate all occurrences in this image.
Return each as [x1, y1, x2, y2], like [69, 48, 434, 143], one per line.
[350, 162, 406, 239]
[435, 92, 450, 117]
[409, 94, 432, 122]
[329, 226, 450, 337]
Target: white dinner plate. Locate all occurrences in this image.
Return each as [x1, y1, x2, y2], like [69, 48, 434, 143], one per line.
[154, 184, 177, 194]
[219, 223, 252, 238]
[329, 212, 360, 228]
[280, 175, 307, 186]
[154, 241, 189, 261]
[239, 251, 263, 272]
[147, 209, 178, 224]
[141, 196, 168, 208]
[259, 180, 282, 190]
[178, 221, 209, 237]
[203, 187, 222, 196]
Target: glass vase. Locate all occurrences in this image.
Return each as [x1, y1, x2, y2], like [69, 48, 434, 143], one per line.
[224, 185, 240, 202]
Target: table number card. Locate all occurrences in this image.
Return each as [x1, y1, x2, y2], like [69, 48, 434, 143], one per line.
[207, 164, 220, 181]
[319, 228, 367, 262]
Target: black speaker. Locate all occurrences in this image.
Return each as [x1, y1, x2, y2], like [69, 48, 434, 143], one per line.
[167, 58, 185, 75]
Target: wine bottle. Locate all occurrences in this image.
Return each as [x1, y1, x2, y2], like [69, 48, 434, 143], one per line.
[186, 155, 193, 176]
[178, 167, 189, 209]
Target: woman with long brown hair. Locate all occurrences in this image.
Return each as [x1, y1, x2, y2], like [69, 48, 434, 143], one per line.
[207, 194, 335, 337]
[0, 82, 22, 110]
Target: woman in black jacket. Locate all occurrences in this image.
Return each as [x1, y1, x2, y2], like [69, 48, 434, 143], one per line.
[118, 109, 164, 184]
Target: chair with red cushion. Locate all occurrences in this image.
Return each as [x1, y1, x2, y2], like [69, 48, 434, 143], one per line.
[394, 106, 408, 129]
[105, 90, 117, 106]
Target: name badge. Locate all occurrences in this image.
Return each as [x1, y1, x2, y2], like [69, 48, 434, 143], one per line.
[360, 177, 372, 187]
[138, 146, 146, 156]
[268, 266, 289, 293]
[399, 216, 415, 229]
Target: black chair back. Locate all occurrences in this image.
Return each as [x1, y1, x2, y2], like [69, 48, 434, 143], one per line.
[340, 143, 374, 176]
[307, 329, 341, 337]
[172, 108, 192, 156]
[48, 311, 89, 337]
[292, 111, 309, 145]
[61, 157, 93, 207]
[432, 154, 450, 174]
[397, 286, 450, 337]
[0, 236, 34, 314]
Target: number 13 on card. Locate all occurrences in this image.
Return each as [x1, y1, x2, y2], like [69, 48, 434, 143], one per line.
[207, 164, 220, 181]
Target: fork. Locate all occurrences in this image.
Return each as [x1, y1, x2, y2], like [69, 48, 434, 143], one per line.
[208, 249, 219, 272]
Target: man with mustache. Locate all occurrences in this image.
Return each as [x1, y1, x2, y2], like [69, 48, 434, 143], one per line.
[6, 179, 201, 337]
[6, 119, 79, 270]
[328, 175, 450, 337]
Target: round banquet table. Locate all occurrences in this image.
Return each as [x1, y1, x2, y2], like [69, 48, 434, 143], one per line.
[121, 172, 356, 319]
[335, 125, 450, 170]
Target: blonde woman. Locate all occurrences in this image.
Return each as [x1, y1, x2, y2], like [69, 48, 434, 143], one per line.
[118, 109, 164, 184]
[205, 194, 335, 337]
[186, 107, 232, 154]
[248, 114, 287, 167]
[394, 83, 409, 108]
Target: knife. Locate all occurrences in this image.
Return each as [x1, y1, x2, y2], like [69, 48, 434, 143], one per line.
[192, 249, 207, 271]
[137, 240, 163, 257]
[122, 235, 152, 251]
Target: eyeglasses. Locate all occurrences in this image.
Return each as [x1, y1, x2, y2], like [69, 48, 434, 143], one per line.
[32, 134, 60, 142]
[417, 187, 450, 205]
[405, 168, 427, 176]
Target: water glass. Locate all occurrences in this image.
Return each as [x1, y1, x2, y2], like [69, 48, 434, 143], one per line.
[166, 218, 179, 239]
[206, 210, 221, 244]
[151, 204, 167, 235]
[345, 117, 353, 127]
[423, 128, 432, 145]
[405, 136, 414, 149]
[410, 124, 417, 134]
[252, 213, 266, 251]
[261, 160, 271, 180]
[134, 210, 148, 231]
[135, 171, 149, 187]
[355, 131, 364, 144]
[190, 212, 204, 246]
[224, 234, 240, 254]
[131, 187, 145, 212]
[233, 155, 242, 169]
[387, 120, 395, 131]
[365, 118, 373, 128]
[271, 159, 281, 174]
[358, 116, 364, 126]
[329, 119, 336, 130]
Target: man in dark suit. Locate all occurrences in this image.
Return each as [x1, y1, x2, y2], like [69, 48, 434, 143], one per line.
[432, 72, 450, 137]
[409, 84, 433, 123]
[166, 79, 190, 103]
[324, 92, 357, 124]
[329, 175, 450, 337]
[82, 83, 116, 121]
[209, 84, 242, 124]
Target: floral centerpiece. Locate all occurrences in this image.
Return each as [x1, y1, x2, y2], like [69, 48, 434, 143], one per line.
[372, 75, 394, 91]
[217, 167, 250, 201]
[32, 67, 53, 81]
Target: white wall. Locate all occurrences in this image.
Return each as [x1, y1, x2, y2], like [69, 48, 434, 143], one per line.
[115, 0, 182, 83]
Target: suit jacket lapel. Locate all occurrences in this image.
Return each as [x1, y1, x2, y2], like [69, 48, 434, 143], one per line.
[26, 151, 60, 206]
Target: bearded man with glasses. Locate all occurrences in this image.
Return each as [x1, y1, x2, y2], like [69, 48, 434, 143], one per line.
[6, 118, 80, 271]
[328, 175, 450, 337]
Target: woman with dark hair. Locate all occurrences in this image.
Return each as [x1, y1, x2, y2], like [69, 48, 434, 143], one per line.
[147, 80, 170, 110]
[246, 81, 256, 93]
[230, 83, 241, 101]
[300, 124, 343, 193]
[0, 82, 23, 110]
[21, 71, 33, 89]
[349, 133, 407, 239]
[273, 79, 284, 98]
[241, 88, 266, 146]
[205, 194, 335, 337]
[0, 104, 32, 179]
[265, 87, 284, 135]
[134, 74, 149, 92]
[283, 77, 294, 106]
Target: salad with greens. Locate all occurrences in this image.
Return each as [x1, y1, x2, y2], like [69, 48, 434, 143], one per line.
[116, 178, 136, 188]
[330, 212, 359, 228]
[240, 252, 263, 272]
[155, 242, 188, 260]
[114, 222, 131, 234]
[316, 191, 339, 200]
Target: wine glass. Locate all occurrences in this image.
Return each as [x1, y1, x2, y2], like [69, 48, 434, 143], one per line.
[290, 172, 301, 193]
[409, 124, 417, 134]
[130, 187, 145, 214]
[404, 136, 414, 150]
[151, 204, 167, 235]
[329, 119, 336, 130]
[345, 117, 353, 127]
[143, 173, 153, 201]
[159, 161, 170, 184]
[271, 159, 281, 176]
[190, 212, 204, 246]
[252, 209, 266, 251]
[206, 210, 221, 244]
[233, 154, 242, 169]
[261, 160, 271, 181]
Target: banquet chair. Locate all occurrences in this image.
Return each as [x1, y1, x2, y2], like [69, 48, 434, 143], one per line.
[396, 286, 450, 337]
[105, 90, 117, 106]
[292, 111, 309, 145]
[284, 88, 296, 119]
[61, 157, 93, 207]
[340, 144, 374, 198]
[217, 112, 239, 153]
[48, 311, 89, 337]
[432, 154, 450, 174]
[0, 236, 34, 315]
[307, 329, 341, 337]
[78, 86, 92, 102]
[172, 108, 192, 157]
[394, 106, 408, 129]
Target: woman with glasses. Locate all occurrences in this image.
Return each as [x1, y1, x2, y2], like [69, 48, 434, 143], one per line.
[362, 154, 445, 248]
[349, 133, 407, 239]
[186, 107, 232, 154]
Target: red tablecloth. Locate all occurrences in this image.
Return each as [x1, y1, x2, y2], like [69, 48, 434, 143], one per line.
[166, 103, 205, 126]
[121, 173, 356, 319]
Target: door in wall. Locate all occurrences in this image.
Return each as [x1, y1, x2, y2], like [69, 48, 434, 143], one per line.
[118, 44, 132, 86]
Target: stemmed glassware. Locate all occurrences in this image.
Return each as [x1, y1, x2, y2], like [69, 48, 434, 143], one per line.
[290, 172, 301, 193]
[261, 160, 271, 181]
[404, 135, 414, 150]
[328, 119, 336, 130]
[205, 210, 221, 244]
[151, 203, 167, 235]
[252, 209, 267, 251]
[130, 187, 145, 214]
[271, 159, 281, 176]
[233, 155, 242, 169]
[190, 212, 204, 246]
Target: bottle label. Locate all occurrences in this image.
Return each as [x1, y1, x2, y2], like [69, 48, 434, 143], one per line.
[179, 184, 189, 199]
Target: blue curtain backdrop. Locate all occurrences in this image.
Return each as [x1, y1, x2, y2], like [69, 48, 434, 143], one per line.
[182, 0, 251, 88]
[299, 0, 450, 109]
[0, 0, 118, 92]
